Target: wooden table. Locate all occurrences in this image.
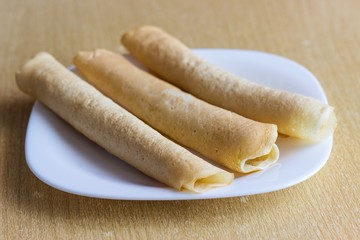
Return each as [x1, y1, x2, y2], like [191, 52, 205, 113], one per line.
[1, 0, 359, 239]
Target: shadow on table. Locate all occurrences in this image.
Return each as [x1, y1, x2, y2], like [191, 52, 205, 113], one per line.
[1, 96, 286, 230]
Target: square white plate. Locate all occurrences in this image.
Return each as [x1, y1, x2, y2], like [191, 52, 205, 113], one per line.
[25, 49, 333, 200]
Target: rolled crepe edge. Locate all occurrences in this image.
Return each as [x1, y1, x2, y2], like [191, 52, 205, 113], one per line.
[311, 106, 337, 142]
[183, 171, 234, 192]
[240, 144, 279, 173]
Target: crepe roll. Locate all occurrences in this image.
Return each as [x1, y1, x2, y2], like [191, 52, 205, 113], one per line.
[74, 49, 279, 173]
[16, 52, 233, 192]
[121, 25, 337, 142]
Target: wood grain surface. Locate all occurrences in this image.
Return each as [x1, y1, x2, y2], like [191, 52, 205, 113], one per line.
[1, 0, 359, 239]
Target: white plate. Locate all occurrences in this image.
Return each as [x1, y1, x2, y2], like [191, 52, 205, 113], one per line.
[25, 49, 333, 200]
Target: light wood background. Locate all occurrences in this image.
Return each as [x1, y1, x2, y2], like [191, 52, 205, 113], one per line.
[1, 0, 359, 239]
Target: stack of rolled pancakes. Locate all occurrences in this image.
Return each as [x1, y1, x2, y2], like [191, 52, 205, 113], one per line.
[16, 25, 336, 193]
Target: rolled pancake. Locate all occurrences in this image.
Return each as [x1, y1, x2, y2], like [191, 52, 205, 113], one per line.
[16, 52, 233, 192]
[121, 25, 337, 142]
[74, 49, 279, 173]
